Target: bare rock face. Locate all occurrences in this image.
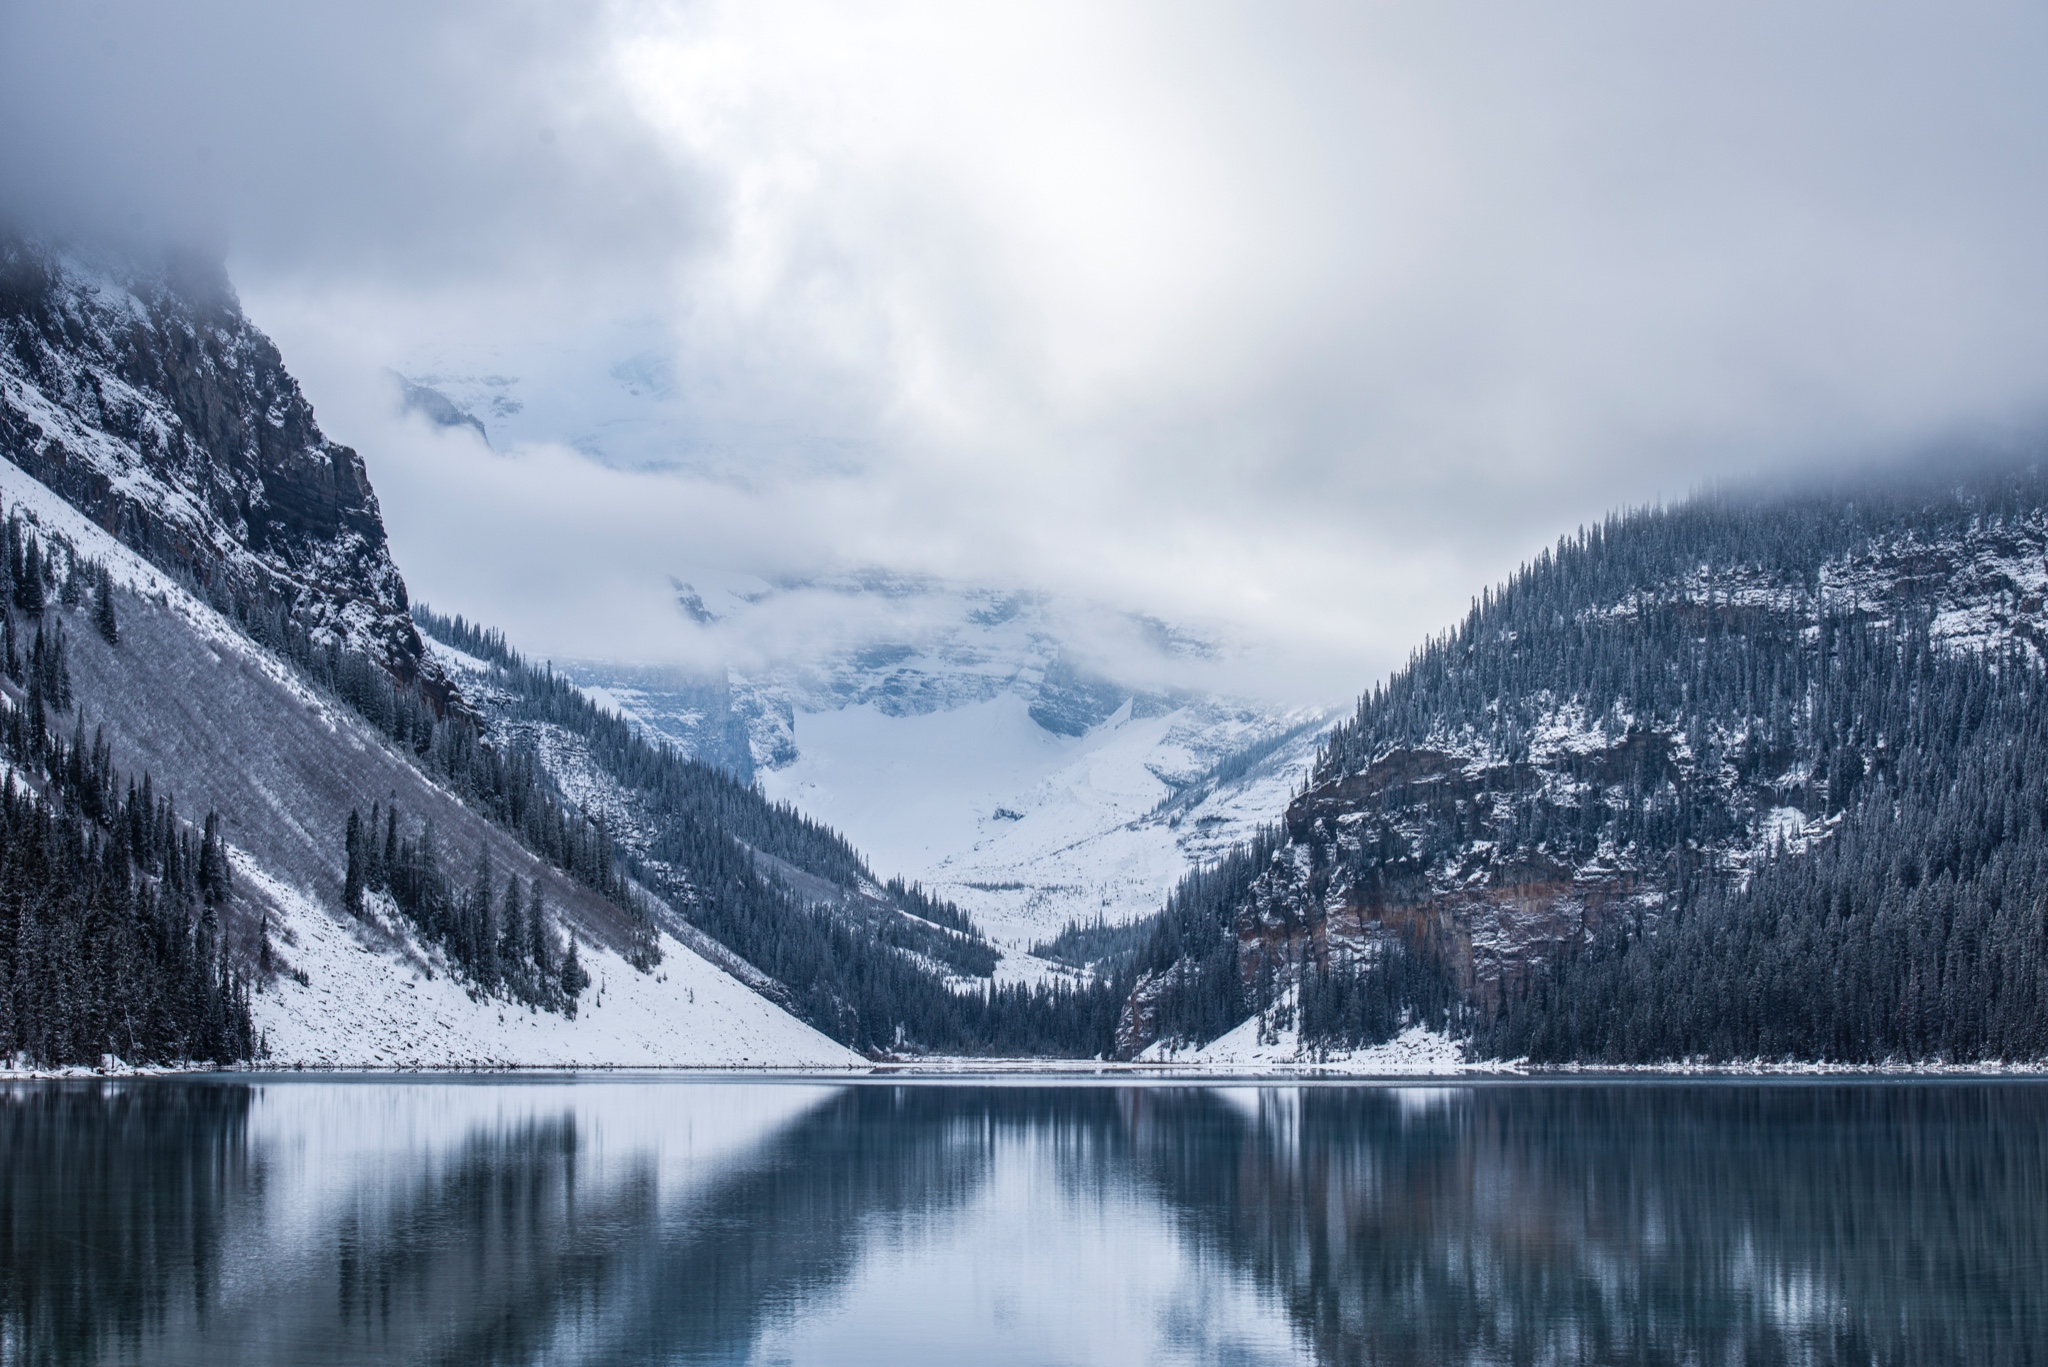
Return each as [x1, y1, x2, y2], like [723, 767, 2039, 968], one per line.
[1238, 746, 1661, 1012]
[0, 233, 441, 694]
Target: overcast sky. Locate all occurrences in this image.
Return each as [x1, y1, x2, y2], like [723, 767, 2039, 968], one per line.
[6, 1, 2048, 700]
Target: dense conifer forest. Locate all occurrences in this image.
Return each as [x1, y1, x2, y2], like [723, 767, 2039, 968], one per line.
[1127, 462, 2048, 1063]
[1480, 619, 2048, 1062]
[0, 515, 255, 1066]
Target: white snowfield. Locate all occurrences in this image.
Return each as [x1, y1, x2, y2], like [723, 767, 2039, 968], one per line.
[246, 864, 860, 1070]
[764, 693, 1327, 951]
[561, 573, 1331, 951]
[0, 455, 861, 1070]
[1139, 1021, 1479, 1076]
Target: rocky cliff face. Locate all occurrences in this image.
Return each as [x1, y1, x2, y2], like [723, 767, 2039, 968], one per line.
[0, 233, 439, 692]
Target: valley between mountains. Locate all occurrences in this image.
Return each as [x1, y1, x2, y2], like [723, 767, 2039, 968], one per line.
[4, 233, 2047, 1072]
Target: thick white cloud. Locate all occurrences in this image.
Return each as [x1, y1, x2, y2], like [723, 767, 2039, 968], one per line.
[7, 1, 2048, 700]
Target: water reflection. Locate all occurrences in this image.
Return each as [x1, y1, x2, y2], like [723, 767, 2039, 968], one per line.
[1131, 1084, 2048, 1365]
[0, 1081, 254, 1366]
[0, 1078, 2042, 1365]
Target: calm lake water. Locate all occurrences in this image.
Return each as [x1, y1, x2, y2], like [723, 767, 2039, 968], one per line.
[2, 1076, 2044, 1366]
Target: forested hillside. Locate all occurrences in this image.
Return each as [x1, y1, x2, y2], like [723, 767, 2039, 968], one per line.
[0, 510, 255, 1064]
[1123, 462, 2048, 1064]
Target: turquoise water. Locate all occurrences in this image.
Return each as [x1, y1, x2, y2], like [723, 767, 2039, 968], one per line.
[2, 1077, 2043, 1364]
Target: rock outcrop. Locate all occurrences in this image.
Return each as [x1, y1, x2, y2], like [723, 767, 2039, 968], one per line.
[0, 233, 442, 694]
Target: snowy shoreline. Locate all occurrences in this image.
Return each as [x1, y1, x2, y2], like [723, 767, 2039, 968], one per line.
[8, 1059, 2047, 1083]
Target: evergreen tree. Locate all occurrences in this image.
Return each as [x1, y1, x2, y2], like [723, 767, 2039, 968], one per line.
[343, 809, 365, 917]
[198, 813, 231, 906]
[560, 935, 589, 1013]
[11, 527, 41, 615]
[528, 876, 552, 977]
[468, 848, 498, 988]
[92, 567, 118, 645]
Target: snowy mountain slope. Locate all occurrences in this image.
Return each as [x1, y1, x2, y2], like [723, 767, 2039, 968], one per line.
[382, 333, 1335, 973]
[0, 237, 872, 1065]
[760, 693, 1327, 950]
[248, 875, 855, 1069]
[562, 574, 1330, 955]
[0, 235, 439, 693]
[0, 356, 855, 1067]
[421, 629, 1005, 996]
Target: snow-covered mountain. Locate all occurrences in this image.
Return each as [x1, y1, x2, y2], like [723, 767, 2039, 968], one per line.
[388, 336, 1337, 964]
[560, 574, 1331, 954]
[0, 234, 860, 1068]
[0, 238, 442, 696]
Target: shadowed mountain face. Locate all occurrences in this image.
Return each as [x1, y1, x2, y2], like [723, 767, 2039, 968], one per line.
[4, 1078, 2044, 1366]
[0, 234, 436, 692]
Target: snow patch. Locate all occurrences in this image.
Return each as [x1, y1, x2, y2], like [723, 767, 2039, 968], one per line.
[240, 853, 862, 1069]
[1141, 1018, 1477, 1076]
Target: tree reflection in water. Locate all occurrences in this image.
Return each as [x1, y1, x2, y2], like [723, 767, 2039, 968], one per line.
[0, 1081, 255, 1366]
[0, 1079, 2043, 1365]
[1127, 1082, 2048, 1366]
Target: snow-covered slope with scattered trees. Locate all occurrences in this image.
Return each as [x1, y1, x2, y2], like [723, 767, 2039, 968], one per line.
[418, 612, 1131, 1056]
[0, 455, 857, 1067]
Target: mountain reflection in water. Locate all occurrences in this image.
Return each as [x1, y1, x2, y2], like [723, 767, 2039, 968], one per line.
[0, 1078, 2042, 1365]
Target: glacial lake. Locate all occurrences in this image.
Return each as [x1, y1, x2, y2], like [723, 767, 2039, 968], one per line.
[3, 1076, 2044, 1365]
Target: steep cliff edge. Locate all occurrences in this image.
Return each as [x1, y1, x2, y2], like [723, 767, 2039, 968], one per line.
[0, 233, 438, 694]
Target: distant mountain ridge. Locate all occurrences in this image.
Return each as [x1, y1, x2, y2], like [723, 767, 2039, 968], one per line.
[564, 573, 1330, 950]
[417, 607, 1128, 1054]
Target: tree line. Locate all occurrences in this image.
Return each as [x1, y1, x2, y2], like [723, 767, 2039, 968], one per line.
[0, 512, 251, 1065]
[343, 803, 590, 1014]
